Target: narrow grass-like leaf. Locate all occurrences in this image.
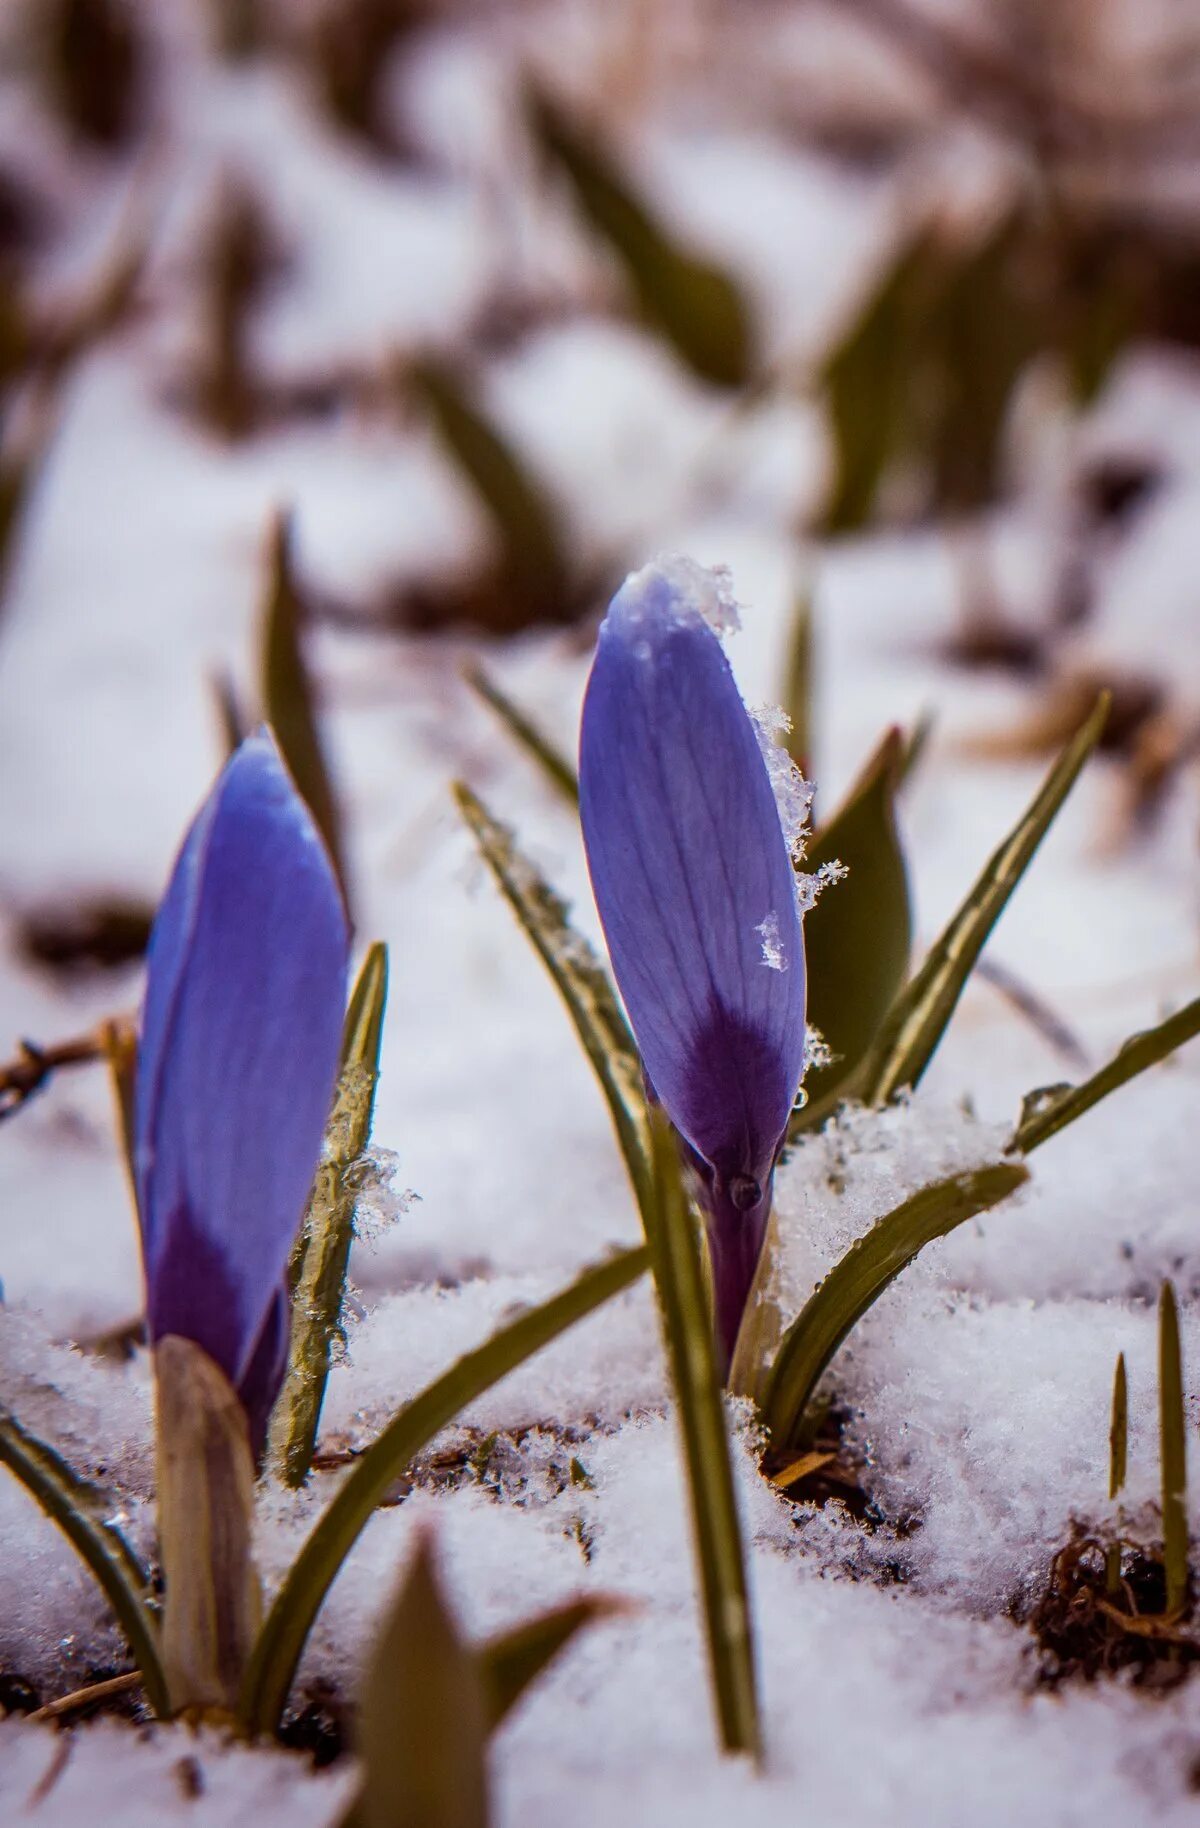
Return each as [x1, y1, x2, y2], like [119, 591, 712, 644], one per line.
[640, 1113, 760, 1759]
[0, 1407, 168, 1716]
[478, 1594, 623, 1731]
[269, 943, 389, 1489]
[1159, 1283, 1189, 1619]
[211, 668, 246, 758]
[527, 85, 753, 389]
[761, 1162, 1029, 1448]
[100, 1015, 138, 1199]
[782, 589, 814, 778]
[1110, 1352, 1128, 1502]
[857, 695, 1109, 1107]
[797, 729, 911, 1116]
[462, 661, 578, 805]
[261, 509, 350, 907]
[899, 707, 935, 785]
[238, 1243, 648, 1736]
[453, 782, 650, 1207]
[1106, 1350, 1128, 1596]
[820, 233, 935, 532]
[1014, 994, 1200, 1155]
[356, 1533, 488, 1828]
[410, 360, 569, 622]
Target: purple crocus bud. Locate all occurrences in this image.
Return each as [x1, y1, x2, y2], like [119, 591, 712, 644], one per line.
[579, 558, 807, 1373]
[135, 728, 349, 1452]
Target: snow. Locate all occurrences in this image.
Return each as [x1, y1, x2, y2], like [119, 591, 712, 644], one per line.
[2, 0, 1200, 1822]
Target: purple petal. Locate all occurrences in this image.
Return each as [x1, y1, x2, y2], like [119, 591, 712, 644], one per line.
[135, 729, 348, 1399]
[579, 559, 806, 1362]
[236, 1285, 291, 1463]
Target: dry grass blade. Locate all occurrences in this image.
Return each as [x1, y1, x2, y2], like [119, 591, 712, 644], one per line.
[857, 694, 1109, 1107]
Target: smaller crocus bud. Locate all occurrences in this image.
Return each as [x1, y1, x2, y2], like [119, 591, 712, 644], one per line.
[579, 558, 807, 1374]
[135, 728, 348, 1709]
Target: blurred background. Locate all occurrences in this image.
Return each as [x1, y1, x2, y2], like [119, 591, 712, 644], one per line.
[0, 0, 1199, 1326]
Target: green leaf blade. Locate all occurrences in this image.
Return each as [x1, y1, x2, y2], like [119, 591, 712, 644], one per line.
[453, 782, 650, 1209]
[1159, 1282, 1189, 1619]
[261, 509, 350, 909]
[478, 1594, 622, 1732]
[641, 1115, 760, 1760]
[1015, 994, 1200, 1155]
[411, 360, 569, 623]
[462, 661, 579, 806]
[0, 1407, 168, 1716]
[1110, 1351, 1128, 1503]
[857, 695, 1109, 1108]
[798, 728, 912, 1117]
[239, 1244, 649, 1737]
[762, 1161, 1029, 1449]
[269, 943, 390, 1489]
[527, 86, 753, 389]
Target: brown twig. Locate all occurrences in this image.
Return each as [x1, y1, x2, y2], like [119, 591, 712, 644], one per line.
[0, 1023, 126, 1120]
[26, 1669, 142, 1724]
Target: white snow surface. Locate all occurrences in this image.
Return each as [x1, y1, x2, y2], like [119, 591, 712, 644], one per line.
[2, 2, 1200, 1823]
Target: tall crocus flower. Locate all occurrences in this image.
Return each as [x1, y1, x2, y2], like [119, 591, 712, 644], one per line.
[579, 558, 807, 1373]
[136, 727, 348, 1708]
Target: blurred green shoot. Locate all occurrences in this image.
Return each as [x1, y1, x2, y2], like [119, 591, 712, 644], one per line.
[211, 667, 247, 756]
[260, 508, 351, 909]
[782, 588, 814, 780]
[1106, 1351, 1127, 1597]
[1159, 1282, 1189, 1621]
[39, 0, 147, 149]
[408, 359, 571, 631]
[462, 660, 578, 806]
[477, 1593, 625, 1731]
[305, 0, 423, 157]
[347, 1540, 621, 1828]
[269, 943, 388, 1488]
[526, 83, 754, 390]
[192, 180, 277, 441]
[239, 1241, 648, 1736]
[353, 1532, 488, 1828]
